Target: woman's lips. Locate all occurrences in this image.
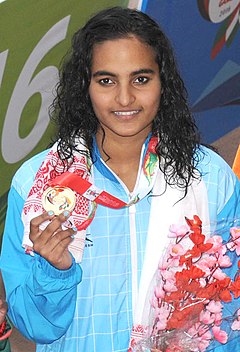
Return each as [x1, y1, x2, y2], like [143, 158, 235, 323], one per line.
[113, 110, 141, 117]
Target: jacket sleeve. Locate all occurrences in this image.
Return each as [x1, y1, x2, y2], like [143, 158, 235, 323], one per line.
[0, 186, 82, 344]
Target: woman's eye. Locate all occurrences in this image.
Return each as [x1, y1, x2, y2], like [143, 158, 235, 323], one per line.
[99, 78, 114, 85]
[134, 76, 149, 84]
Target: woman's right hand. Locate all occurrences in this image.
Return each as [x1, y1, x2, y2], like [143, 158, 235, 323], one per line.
[29, 211, 77, 270]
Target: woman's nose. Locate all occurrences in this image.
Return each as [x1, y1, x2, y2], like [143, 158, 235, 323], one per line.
[115, 84, 135, 106]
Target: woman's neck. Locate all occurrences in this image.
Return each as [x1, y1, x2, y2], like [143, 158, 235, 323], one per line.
[96, 132, 149, 192]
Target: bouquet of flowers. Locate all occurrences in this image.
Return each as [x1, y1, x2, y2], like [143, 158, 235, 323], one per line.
[129, 216, 240, 351]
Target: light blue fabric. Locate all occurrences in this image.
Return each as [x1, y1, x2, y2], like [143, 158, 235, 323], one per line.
[0, 144, 239, 352]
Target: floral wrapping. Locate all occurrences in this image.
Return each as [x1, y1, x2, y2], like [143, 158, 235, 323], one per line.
[129, 216, 240, 352]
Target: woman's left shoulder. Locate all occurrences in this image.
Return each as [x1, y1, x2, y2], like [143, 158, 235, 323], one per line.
[195, 145, 235, 178]
[196, 146, 239, 218]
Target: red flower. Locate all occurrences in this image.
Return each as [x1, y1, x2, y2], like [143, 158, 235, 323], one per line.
[185, 215, 202, 231]
[189, 231, 205, 246]
[219, 289, 232, 302]
[166, 302, 204, 330]
[230, 276, 240, 299]
[164, 291, 186, 303]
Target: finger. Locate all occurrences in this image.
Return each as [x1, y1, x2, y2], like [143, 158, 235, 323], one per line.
[50, 237, 74, 269]
[29, 211, 56, 243]
[33, 226, 76, 256]
[34, 228, 76, 269]
[35, 211, 71, 245]
[48, 230, 75, 255]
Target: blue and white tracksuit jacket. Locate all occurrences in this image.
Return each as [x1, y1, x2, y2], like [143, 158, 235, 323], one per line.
[1, 141, 240, 352]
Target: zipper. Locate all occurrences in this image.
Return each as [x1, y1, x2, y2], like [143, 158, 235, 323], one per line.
[129, 203, 138, 318]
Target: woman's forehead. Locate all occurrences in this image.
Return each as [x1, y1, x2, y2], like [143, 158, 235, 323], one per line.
[91, 37, 158, 74]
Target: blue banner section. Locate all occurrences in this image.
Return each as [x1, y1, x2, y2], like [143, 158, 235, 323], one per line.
[143, 1, 240, 143]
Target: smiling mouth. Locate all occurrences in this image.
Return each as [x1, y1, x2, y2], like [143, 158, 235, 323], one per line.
[113, 110, 140, 116]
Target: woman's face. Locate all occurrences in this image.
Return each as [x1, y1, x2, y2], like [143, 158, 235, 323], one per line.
[89, 36, 161, 142]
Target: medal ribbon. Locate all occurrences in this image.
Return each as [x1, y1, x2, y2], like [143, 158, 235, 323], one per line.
[49, 136, 159, 210]
[49, 172, 127, 209]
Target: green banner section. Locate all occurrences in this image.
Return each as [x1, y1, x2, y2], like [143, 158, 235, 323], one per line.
[0, 0, 128, 237]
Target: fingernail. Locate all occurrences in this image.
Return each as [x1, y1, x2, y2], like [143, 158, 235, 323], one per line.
[63, 210, 70, 217]
[48, 210, 55, 216]
[71, 234, 75, 239]
[72, 226, 78, 232]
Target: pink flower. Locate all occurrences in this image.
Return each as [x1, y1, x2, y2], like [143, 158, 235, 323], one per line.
[206, 235, 227, 255]
[230, 227, 240, 241]
[231, 319, 240, 330]
[231, 309, 240, 330]
[164, 279, 177, 292]
[206, 301, 223, 314]
[212, 326, 228, 343]
[160, 269, 175, 281]
[156, 318, 167, 331]
[188, 322, 212, 350]
[227, 227, 240, 254]
[159, 257, 171, 270]
[166, 257, 180, 267]
[154, 286, 165, 299]
[169, 243, 185, 257]
[212, 268, 227, 280]
[217, 254, 232, 268]
[155, 305, 172, 330]
[196, 257, 217, 275]
[198, 338, 211, 352]
[213, 312, 223, 326]
[200, 310, 215, 325]
[168, 224, 189, 238]
[227, 241, 240, 255]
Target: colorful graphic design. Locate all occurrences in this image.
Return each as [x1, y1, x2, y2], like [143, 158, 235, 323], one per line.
[197, 0, 240, 59]
[42, 186, 76, 214]
[144, 1, 239, 145]
[192, 1, 240, 122]
[143, 137, 158, 185]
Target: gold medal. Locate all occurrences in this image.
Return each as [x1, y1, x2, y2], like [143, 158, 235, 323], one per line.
[42, 186, 76, 215]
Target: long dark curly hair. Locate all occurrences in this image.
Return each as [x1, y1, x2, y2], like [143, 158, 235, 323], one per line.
[51, 6, 202, 192]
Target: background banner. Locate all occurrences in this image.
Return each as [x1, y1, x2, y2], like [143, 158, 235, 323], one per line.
[143, 0, 240, 146]
[0, 0, 128, 236]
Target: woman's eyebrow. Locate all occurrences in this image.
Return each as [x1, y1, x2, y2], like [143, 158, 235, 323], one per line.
[92, 70, 116, 78]
[131, 68, 155, 76]
[92, 68, 155, 78]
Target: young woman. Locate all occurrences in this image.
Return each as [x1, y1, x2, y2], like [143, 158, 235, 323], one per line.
[1, 6, 239, 352]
